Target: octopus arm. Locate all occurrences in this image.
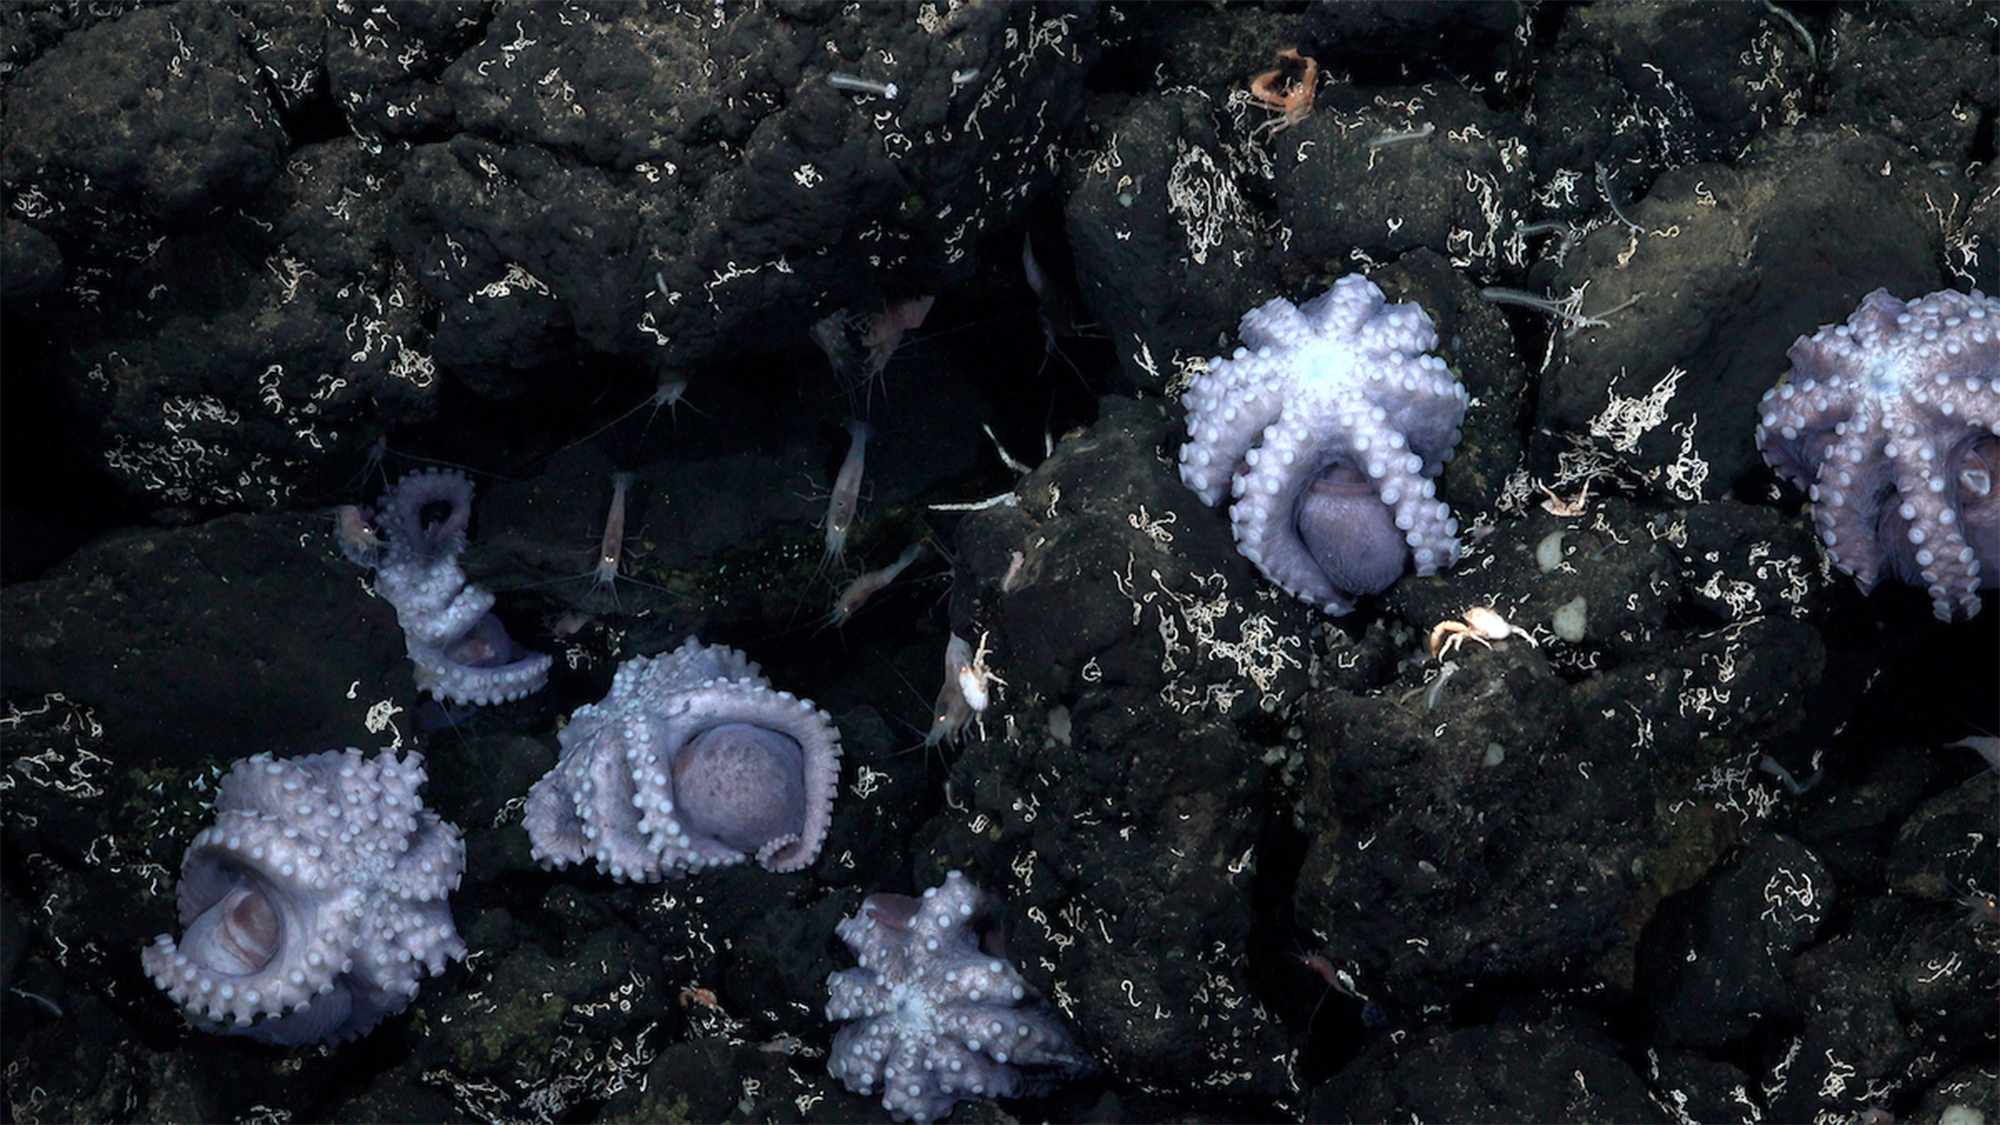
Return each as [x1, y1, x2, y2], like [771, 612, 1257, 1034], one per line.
[1373, 352, 1468, 470]
[1178, 350, 1287, 506]
[1226, 418, 1362, 613]
[1816, 445, 1899, 593]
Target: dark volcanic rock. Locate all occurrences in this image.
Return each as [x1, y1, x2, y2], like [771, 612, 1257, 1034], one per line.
[1, 4, 287, 251]
[1532, 131, 1941, 502]
[4, 3, 1995, 1123]
[1307, 1005, 1663, 1124]
[1636, 833, 1833, 1049]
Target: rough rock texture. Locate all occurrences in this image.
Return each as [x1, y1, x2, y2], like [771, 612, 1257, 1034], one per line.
[1636, 834, 1833, 1049]
[918, 395, 1309, 1104]
[7, 2, 1095, 511]
[1306, 1006, 1661, 1124]
[0, 4, 288, 250]
[1821, 4, 2000, 168]
[1531, 2, 1811, 170]
[0, 512, 409, 753]
[1532, 131, 1942, 503]
[4, 2, 1997, 1123]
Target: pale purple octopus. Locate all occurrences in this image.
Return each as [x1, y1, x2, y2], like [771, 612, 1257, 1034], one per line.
[141, 748, 467, 1046]
[339, 468, 551, 705]
[1756, 288, 2000, 621]
[825, 871, 1091, 1124]
[523, 637, 840, 880]
[1179, 273, 1468, 614]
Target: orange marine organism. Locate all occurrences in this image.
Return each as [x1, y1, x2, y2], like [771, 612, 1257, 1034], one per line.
[1249, 47, 1319, 135]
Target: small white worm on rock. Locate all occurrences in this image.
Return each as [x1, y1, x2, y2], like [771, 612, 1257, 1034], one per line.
[828, 73, 898, 99]
[1365, 122, 1435, 149]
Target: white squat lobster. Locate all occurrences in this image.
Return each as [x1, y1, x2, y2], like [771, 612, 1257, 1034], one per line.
[1428, 607, 1537, 659]
[934, 630, 1004, 743]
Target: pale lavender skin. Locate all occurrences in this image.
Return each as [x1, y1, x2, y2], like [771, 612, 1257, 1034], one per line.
[142, 748, 466, 1046]
[523, 637, 841, 881]
[825, 872, 1091, 1124]
[341, 468, 552, 705]
[1756, 288, 2000, 621]
[1178, 274, 1468, 614]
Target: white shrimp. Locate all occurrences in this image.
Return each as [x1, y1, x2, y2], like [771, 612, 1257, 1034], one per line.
[567, 371, 703, 452]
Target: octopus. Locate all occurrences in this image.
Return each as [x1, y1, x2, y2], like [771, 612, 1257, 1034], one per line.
[1178, 273, 1468, 614]
[339, 468, 551, 705]
[141, 748, 467, 1046]
[522, 637, 841, 880]
[825, 871, 1091, 1124]
[1756, 287, 2000, 621]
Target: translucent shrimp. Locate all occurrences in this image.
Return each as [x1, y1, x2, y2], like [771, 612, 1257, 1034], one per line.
[828, 542, 925, 627]
[333, 503, 385, 563]
[592, 473, 634, 598]
[860, 296, 935, 381]
[567, 371, 703, 452]
[925, 633, 975, 748]
[823, 420, 873, 567]
[813, 298, 936, 411]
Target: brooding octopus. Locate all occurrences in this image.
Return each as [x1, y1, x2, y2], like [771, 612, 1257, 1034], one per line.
[1179, 273, 1468, 614]
[1756, 287, 2000, 620]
